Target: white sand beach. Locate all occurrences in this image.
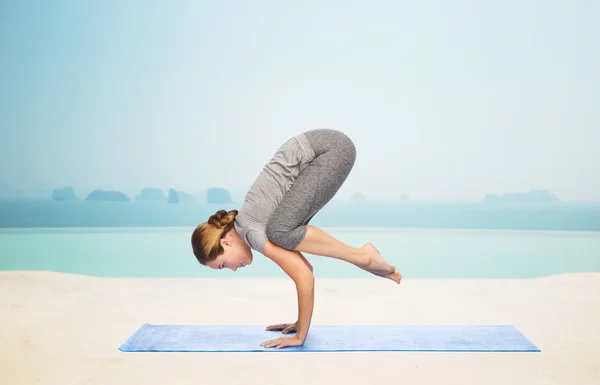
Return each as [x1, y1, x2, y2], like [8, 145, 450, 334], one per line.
[1, 271, 599, 385]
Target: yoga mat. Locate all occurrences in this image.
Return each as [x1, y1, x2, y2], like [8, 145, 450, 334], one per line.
[119, 324, 540, 352]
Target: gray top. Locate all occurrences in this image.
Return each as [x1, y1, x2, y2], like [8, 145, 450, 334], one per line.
[234, 132, 316, 254]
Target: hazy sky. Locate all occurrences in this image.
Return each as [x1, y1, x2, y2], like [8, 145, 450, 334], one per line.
[1, 0, 599, 201]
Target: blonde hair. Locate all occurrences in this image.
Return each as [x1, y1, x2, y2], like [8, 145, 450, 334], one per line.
[191, 209, 238, 265]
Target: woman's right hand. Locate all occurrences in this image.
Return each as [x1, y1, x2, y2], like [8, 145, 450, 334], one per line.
[266, 322, 297, 334]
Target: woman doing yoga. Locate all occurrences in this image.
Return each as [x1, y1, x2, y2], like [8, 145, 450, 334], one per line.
[191, 128, 402, 349]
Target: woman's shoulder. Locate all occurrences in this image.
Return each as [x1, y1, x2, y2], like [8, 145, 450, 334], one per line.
[235, 215, 268, 254]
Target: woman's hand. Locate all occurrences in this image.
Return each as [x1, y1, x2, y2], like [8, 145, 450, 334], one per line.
[266, 321, 297, 334]
[261, 335, 304, 349]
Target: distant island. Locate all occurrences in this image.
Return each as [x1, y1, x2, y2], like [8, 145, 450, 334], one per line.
[85, 190, 130, 201]
[484, 189, 561, 203]
[207, 187, 232, 204]
[177, 191, 195, 202]
[52, 186, 77, 201]
[5, 181, 570, 206]
[350, 192, 367, 202]
[41, 186, 232, 203]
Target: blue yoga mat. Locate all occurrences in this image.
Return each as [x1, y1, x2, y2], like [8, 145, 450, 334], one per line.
[119, 324, 540, 352]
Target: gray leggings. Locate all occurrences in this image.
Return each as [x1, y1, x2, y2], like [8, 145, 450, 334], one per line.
[265, 128, 356, 250]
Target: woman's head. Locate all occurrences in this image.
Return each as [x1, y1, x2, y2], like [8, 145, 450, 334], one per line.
[191, 209, 253, 271]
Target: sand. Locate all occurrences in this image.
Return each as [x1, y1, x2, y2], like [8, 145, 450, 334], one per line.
[1, 270, 599, 385]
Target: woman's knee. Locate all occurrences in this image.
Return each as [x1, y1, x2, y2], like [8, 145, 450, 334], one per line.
[265, 221, 305, 249]
[335, 134, 356, 172]
[343, 135, 356, 164]
[306, 129, 355, 156]
[265, 220, 287, 247]
[329, 130, 356, 166]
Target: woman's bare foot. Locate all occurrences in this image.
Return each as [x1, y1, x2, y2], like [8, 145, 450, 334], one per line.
[360, 262, 403, 284]
[360, 243, 396, 275]
[380, 270, 403, 284]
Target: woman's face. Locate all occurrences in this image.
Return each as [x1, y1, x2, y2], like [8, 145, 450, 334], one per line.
[206, 229, 253, 271]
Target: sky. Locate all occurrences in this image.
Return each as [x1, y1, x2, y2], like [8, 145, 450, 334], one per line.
[1, 0, 599, 202]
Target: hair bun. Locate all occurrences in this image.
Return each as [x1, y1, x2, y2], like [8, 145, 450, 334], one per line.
[207, 209, 238, 229]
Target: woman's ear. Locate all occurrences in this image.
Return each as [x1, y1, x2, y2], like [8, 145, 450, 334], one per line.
[220, 236, 232, 247]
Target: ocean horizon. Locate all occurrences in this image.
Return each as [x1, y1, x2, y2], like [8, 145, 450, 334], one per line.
[1, 199, 599, 231]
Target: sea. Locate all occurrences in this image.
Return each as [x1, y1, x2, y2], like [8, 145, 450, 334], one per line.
[1, 200, 599, 279]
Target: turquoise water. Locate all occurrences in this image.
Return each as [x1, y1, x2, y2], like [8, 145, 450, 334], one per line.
[2, 200, 600, 231]
[1, 227, 599, 279]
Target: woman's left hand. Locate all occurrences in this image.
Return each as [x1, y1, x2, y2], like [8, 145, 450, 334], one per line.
[260, 335, 304, 349]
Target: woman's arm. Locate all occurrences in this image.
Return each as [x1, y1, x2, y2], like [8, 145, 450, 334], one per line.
[263, 240, 315, 344]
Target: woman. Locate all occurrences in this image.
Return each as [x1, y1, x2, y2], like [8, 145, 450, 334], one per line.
[191, 128, 402, 349]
